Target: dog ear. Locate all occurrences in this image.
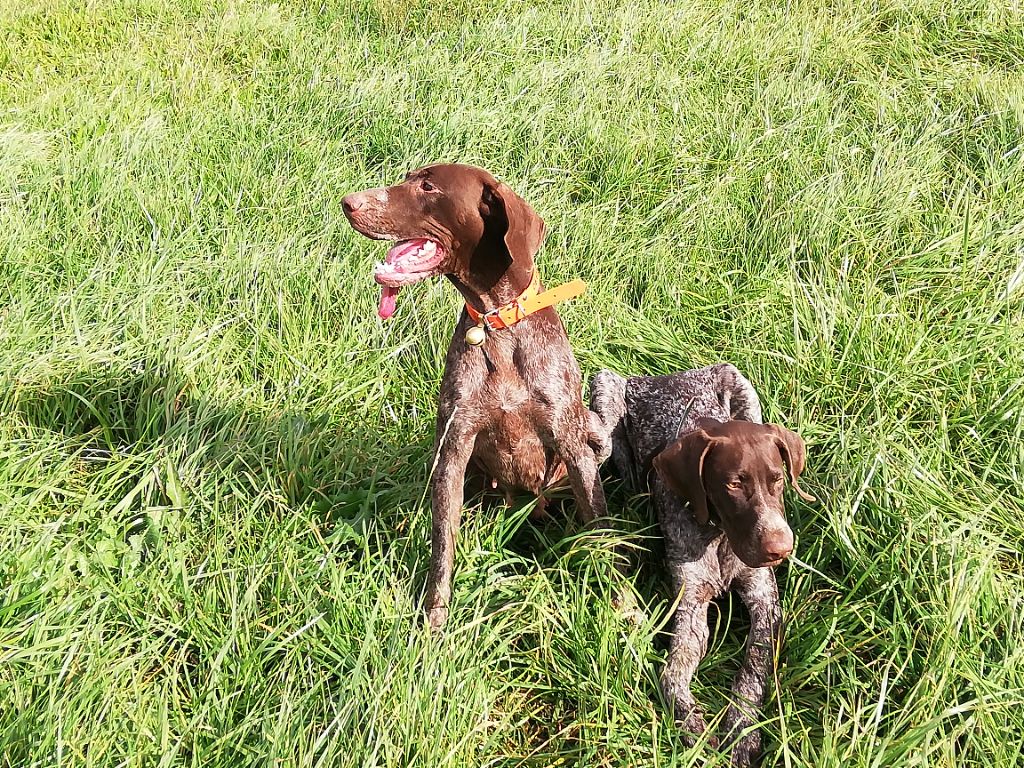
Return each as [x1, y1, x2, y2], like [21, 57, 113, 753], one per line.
[767, 424, 815, 502]
[481, 181, 546, 263]
[653, 429, 718, 525]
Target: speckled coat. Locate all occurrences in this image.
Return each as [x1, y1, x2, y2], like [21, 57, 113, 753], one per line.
[429, 302, 608, 628]
[343, 164, 608, 632]
[590, 363, 781, 767]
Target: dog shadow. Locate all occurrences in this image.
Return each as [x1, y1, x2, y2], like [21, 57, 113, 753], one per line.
[6, 356, 714, 634]
[4, 356, 430, 566]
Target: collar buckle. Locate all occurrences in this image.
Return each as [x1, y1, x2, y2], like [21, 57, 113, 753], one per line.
[464, 271, 586, 334]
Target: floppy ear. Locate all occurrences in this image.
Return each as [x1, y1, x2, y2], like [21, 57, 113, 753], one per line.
[767, 424, 816, 502]
[652, 429, 717, 525]
[481, 181, 546, 263]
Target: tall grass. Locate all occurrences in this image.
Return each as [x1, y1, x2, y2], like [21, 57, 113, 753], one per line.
[2, 0, 1023, 765]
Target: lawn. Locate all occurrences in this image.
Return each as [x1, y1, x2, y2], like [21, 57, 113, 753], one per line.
[2, 0, 1023, 765]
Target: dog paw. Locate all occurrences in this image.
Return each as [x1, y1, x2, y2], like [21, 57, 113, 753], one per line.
[679, 711, 718, 749]
[723, 719, 761, 767]
[728, 738, 761, 768]
[426, 603, 448, 632]
[661, 684, 715, 748]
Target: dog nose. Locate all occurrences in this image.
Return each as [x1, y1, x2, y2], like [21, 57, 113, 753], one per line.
[342, 194, 363, 215]
[762, 527, 794, 562]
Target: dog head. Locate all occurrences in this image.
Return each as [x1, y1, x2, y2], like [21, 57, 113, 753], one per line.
[653, 418, 814, 567]
[343, 164, 544, 319]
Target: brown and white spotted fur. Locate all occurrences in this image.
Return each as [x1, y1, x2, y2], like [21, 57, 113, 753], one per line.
[343, 164, 607, 631]
[590, 363, 813, 767]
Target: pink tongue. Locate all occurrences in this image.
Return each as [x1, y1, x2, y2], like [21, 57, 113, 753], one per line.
[378, 285, 399, 319]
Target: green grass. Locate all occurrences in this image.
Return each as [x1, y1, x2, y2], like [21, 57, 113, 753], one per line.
[2, 0, 1024, 765]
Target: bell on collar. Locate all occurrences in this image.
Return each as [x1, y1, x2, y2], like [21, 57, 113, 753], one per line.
[466, 323, 487, 346]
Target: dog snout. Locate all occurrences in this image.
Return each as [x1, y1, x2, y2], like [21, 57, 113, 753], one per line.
[342, 193, 365, 216]
[343, 188, 389, 217]
[762, 526, 794, 563]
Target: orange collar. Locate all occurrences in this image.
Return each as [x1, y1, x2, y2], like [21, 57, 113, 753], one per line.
[465, 272, 587, 331]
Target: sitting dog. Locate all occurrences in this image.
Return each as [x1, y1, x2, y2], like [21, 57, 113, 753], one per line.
[343, 164, 607, 630]
[589, 363, 814, 766]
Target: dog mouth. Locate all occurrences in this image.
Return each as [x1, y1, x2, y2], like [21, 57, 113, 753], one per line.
[734, 544, 790, 569]
[745, 551, 790, 568]
[373, 238, 447, 319]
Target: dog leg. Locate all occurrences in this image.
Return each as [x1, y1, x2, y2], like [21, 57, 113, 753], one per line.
[661, 571, 716, 746]
[545, 402, 608, 524]
[588, 369, 627, 460]
[723, 569, 782, 767]
[711, 363, 763, 424]
[561, 445, 605, 524]
[425, 412, 480, 631]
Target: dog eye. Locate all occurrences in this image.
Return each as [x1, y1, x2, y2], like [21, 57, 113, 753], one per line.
[420, 179, 437, 192]
[726, 480, 743, 491]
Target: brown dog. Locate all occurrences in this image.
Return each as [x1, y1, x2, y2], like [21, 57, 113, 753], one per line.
[590, 365, 813, 766]
[343, 164, 607, 630]
[653, 418, 805, 568]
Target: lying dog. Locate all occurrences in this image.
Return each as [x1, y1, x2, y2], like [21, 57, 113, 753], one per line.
[589, 363, 814, 766]
[343, 164, 607, 630]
